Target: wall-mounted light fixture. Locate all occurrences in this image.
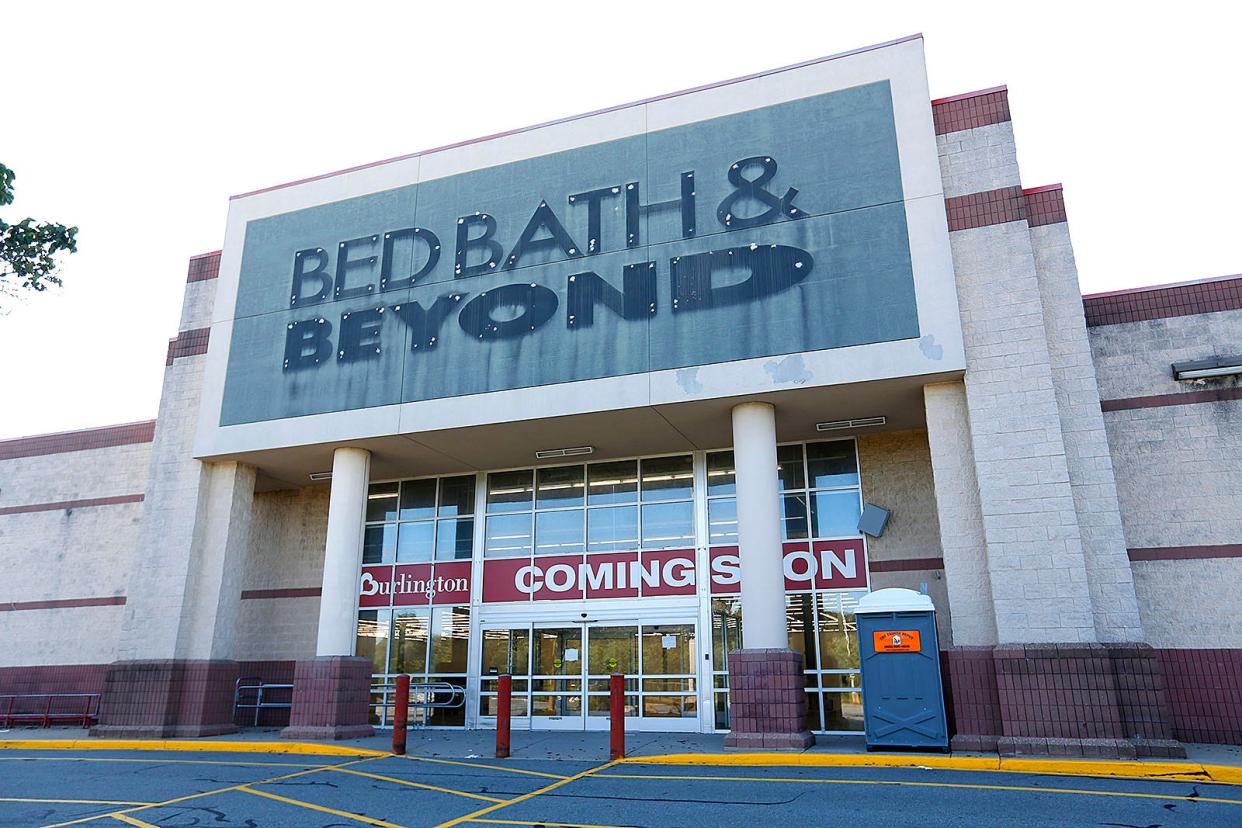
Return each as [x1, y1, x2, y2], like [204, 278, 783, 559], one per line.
[816, 416, 886, 432]
[535, 445, 595, 460]
[308, 471, 333, 481]
[1172, 355, 1242, 381]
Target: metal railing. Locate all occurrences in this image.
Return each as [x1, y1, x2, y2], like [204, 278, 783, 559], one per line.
[370, 678, 466, 729]
[0, 693, 100, 728]
[232, 676, 294, 727]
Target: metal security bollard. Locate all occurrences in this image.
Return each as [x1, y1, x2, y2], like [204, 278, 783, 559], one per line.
[609, 673, 625, 760]
[392, 674, 410, 755]
[496, 674, 512, 759]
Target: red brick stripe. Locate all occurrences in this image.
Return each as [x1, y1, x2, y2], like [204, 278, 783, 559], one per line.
[165, 327, 211, 366]
[0, 421, 155, 461]
[945, 186, 1026, 231]
[1084, 274, 1242, 327]
[1101, 387, 1242, 412]
[1023, 184, 1067, 227]
[240, 587, 323, 600]
[0, 596, 126, 612]
[869, 557, 945, 572]
[1129, 544, 1242, 562]
[932, 86, 1010, 135]
[187, 251, 222, 283]
[0, 493, 145, 516]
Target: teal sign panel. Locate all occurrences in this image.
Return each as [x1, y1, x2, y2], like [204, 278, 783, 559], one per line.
[221, 81, 918, 425]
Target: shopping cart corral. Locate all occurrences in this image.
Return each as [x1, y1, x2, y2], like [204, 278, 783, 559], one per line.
[370, 677, 466, 728]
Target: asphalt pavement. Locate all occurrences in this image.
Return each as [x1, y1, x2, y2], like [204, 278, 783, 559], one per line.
[1, 747, 1240, 827]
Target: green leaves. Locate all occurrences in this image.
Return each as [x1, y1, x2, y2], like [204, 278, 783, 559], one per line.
[0, 162, 78, 295]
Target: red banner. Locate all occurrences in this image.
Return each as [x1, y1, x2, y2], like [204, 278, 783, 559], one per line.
[477, 539, 867, 603]
[358, 560, 471, 607]
[481, 549, 698, 602]
[710, 539, 868, 593]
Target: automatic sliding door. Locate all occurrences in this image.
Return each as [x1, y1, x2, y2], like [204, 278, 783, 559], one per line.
[586, 625, 639, 728]
[530, 626, 584, 728]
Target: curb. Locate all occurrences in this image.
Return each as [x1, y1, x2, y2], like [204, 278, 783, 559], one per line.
[621, 752, 1242, 784]
[0, 739, 388, 757]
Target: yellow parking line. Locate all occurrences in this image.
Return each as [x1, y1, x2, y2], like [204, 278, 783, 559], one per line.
[240, 785, 405, 827]
[592, 771, 1242, 806]
[326, 766, 507, 803]
[436, 760, 619, 828]
[0, 798, 152, 807]
[0, 756, 315, 768]
[110, 815, 158, 828]
[0, 739, 387, 758]
[37, 755, 386, 828]
[405, 755, 568, 780]
[466, 819, 631, 828]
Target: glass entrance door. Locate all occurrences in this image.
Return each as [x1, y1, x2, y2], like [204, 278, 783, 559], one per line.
[480, 619, 699, 732]
[530, 625, 584, 729]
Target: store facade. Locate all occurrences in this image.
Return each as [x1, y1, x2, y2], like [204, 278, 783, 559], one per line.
[3, 35, 1241, 756]
[354, 442, 871, 734]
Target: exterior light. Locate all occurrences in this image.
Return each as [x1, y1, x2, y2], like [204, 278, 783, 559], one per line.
[535, 446, 595, 459]
[309, 471, 333, 481]
[815, 416, 886, 432]
[1172, 355, 1242, 381]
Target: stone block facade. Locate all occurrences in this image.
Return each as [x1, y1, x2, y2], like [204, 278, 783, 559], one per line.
[1, 74, 1239, 754]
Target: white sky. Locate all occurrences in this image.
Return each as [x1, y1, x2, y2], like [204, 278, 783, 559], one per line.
[2, 1, 1239, 440]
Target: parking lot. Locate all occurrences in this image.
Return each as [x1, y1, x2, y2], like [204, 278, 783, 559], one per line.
[0, 747, 1240, 827]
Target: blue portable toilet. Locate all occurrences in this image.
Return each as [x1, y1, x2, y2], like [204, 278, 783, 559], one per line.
[855, 588, 948, 751]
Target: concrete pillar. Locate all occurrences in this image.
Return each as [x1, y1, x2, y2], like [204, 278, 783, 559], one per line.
[316, 447, 371, 656]
[283, 446, 374, 740]
[923, 382, 997, 647]
[732, 402, 786, 649]
[724, 402, 813, 750]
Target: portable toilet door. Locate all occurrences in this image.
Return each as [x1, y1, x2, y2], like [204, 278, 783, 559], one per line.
[855, 588, 948, 751]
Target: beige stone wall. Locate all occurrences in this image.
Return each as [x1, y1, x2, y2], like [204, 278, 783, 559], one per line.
[1131, 558, 1242, 648]
[857, 429, 953, 646]
[1089, 309, 1242, 400]
[233, 486, 330, 661]
[0, 442, 151, 509]
[0, 442, 152, 666]
[1089, 311, 1242, 647]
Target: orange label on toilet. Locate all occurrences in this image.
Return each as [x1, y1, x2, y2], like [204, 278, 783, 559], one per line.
[873, 630, 921, 653]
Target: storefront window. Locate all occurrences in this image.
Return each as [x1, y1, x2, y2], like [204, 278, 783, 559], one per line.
[705, 439, 866, 734]
[359, 473, 476, 729]
[389, 609, 429, 674]
[358, 605, 471, 728]
[366, 475, 477, 564]
[486, 455, 694, 561]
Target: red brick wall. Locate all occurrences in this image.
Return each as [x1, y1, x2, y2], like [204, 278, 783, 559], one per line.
[1159, 649, 1242, 745]
[0, 664, 108, 696]
[1083, 275, 1242, 327]
[931, 86, 1011, 135]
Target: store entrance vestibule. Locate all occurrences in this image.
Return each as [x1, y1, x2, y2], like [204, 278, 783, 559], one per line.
[480, 620, 699, 732]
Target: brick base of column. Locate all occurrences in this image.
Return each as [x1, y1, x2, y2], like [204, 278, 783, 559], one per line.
[724, 648, 815, 750]
[91, 659, 239, 738]
[281, 656, 374, 741]
[945, 643, 1184, 759]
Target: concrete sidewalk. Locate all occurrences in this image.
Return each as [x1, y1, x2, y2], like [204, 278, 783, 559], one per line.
[5, 725, 1242, 769]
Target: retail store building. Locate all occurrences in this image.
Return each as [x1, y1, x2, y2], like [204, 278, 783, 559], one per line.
[2, 36, 1240, 756]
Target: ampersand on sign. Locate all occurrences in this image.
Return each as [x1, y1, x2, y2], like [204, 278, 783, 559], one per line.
[716, 156, 807, 230]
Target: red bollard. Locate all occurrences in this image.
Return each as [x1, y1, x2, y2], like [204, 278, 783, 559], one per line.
[392, 674, 410, 756]
[610, 673, 625, 760]
[496, 674, 512, 759]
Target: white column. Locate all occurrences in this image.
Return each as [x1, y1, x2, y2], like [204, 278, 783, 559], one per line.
[316, 447, 371, 656]
[731, 402, 786, 649]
